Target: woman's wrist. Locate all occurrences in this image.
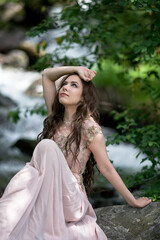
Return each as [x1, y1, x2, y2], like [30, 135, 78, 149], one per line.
[125, 195, 137, 207]
[127, 198, 137, 207]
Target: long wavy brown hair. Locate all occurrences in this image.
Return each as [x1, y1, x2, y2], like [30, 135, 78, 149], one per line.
[37, 73, 100, 196]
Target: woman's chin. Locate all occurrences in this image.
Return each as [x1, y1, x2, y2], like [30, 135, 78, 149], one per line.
[59, 99, 68, 106]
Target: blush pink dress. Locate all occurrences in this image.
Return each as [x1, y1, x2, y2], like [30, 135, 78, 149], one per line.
[0, 117, 108, 240]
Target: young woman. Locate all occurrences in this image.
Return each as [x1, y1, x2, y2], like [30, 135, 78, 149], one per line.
[0, 66, 151, 240]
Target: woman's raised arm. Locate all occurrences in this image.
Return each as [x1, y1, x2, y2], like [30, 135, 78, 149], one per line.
[89, 133, 152, 208]
[42, 66, 96, 115]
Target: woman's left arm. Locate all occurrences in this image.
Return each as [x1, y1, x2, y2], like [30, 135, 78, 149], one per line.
[89, 133, 152, 208]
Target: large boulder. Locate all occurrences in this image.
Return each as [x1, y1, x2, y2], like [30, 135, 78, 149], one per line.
[12, 138, 37, 156]
[95, 202, 160, 240]
[0, 50, 29, 68]
[0, 29, 25, 53]
[0, 92, 17, 108]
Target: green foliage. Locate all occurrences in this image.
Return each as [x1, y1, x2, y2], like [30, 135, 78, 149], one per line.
[93, 58, 160, 200]
[93, 59, 160, 122]
[93, 60, 129, 91]
[7, 108, 21, 123]
[26, 0, 160, 68]
[108, 108, 160, 162]
[26, 17, 56, 37]
[8, 104, 47, 123]
[29, 53, 54, 71]
[106, 109, 160, 200]
[147, 194, 160, 202]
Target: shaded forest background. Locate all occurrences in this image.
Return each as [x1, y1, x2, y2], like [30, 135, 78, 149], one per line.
[0, 0, 160, 201]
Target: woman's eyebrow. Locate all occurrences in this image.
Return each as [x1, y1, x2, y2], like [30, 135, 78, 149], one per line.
[71, 81, 79, 85]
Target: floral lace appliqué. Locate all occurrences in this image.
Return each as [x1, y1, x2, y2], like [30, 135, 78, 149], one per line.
[86, 125, 103, 147]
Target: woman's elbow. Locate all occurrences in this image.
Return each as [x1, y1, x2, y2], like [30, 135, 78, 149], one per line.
[42, 68, 48, 76]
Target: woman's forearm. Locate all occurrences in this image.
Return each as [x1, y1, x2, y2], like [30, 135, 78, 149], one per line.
[42, 66, 78, 82]
[100, 165, 137, 207]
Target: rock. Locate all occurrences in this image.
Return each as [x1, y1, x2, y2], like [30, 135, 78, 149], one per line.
[95, 202, 160, 240]
[12, 138, 37, 156]
[0, 93, 17, 128]
[19, 41, 45, 66]
[0, 92, 17, 108]
[0, 50, 29, 68]
[25, 78, 43, 97]
[1, 2, 24, 22]
[0, 28, 25, 53]
[97, 86, 124, 112]
[96, 86, 125, 128]
[0, 1, 47, 27]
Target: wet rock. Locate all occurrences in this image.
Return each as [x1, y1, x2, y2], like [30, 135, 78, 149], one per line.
[0, 93, 17, 131]
[12, 138, 37, 156]
[89, 187, 123, 209]
[25, 78, 43, 97]
[153, 223, 160, 237]
[95, 202, 160, 240]
[0, 92, 17, 108]
[0, 50, 29, 68]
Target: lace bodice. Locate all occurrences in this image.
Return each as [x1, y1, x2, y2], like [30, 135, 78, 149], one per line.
[52, 117, 103, 194]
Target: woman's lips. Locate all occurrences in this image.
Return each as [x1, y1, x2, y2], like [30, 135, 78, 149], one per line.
[60, 93, 69, 96]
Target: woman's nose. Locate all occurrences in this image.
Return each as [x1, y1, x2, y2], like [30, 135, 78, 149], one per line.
[62, 84, 69, 91]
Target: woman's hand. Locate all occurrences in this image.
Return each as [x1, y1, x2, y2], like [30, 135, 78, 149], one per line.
[130, 197, 152, 208]
[76, 66, 96, 81]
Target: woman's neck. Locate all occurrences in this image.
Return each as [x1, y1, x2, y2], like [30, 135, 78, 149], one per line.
[63, 107, 91, 122]
[63, 107, 76, 122]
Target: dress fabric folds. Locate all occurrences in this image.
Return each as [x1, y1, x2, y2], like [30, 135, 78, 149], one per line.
[0, 117, 108, 240]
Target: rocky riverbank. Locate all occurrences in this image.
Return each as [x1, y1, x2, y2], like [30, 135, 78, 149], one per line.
[95, 202, 160, 240]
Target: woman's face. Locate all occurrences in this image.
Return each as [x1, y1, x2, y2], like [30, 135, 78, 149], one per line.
[59, 75, 83, 107]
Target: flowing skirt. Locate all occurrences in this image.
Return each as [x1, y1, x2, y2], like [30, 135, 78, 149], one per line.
[0, 139, 107, 240]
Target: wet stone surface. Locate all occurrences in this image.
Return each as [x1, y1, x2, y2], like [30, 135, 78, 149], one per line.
[95, 202, 160, 240]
